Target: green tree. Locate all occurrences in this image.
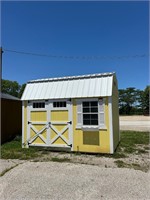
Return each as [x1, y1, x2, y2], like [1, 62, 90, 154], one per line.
[119, 87, 140, 115]
[140, 86, 150, 115]
[18, 83, 26, 98]
[2, 79, 21, 97]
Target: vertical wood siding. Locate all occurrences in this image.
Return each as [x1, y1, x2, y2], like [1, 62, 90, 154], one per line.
[1, 99, 22, 144]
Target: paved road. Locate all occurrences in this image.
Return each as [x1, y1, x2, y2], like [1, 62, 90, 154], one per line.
[0, 161, 149, 200]
[120, 116, 150, 132]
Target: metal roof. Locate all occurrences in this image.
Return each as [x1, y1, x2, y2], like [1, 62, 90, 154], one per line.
[21, 72, 116, 100]
[1, 93, 20, 101]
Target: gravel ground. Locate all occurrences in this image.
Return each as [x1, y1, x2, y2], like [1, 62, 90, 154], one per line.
[0, 159, 25, 175]
[0, 161, 149, 200]
[120, 116, 150, 132]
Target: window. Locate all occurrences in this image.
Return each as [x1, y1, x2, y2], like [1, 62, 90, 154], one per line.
[33, 102, 45, 108]
[76, 98, 106, 129]
[82, 101, 98, 125]
[53, 101, 66, 108]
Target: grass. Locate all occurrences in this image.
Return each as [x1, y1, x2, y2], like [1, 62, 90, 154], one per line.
[51, 157, 71, 162]
[113, 131, 149, 157]
[1, 136, 41, 160]
[114, 160, 143, 171]
[1, 131, 149, 161]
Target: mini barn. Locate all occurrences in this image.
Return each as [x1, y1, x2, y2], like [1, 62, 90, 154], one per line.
[21, 72, 119, 154]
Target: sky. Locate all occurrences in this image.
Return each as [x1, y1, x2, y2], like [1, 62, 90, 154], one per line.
[1, 1, 149, 90]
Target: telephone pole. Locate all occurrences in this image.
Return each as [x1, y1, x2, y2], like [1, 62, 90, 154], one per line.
[0, 47, 3, 147]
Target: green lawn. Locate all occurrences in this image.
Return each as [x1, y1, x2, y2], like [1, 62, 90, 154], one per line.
[113, 131, 149, 158]
[1, 131, 149, 160]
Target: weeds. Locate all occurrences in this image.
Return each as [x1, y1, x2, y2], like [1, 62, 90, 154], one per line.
[1, 131, 149, 172]
[51, 157, 70, 162]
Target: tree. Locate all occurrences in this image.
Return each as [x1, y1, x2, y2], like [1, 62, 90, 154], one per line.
[140, 86, 150, 115]
[1, 79, 26, 99]
[18, 83, 26, 98]
[119, 87, 138, 115]
[2, 79, 21, 97]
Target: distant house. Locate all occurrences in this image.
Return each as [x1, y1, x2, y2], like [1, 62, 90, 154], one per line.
[21, 72, 120, 154]
[1, 93, 22, 144]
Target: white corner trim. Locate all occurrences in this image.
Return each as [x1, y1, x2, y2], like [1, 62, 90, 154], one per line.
[108, 96, 114, 154]
[22, 101, 25, 147]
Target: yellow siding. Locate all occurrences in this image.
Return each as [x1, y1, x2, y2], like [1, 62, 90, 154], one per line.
[51, 110, 68, 121]
[72, 98, 110, 153]
[54, 137, 65, 145]
[33, 137, 45, 144]
[34, 125, 47, 139]
[51, 129, 58, 140]
[31, 111, 47, 121]
[51, 110, 69, 145]
[51, 128, 69, 142]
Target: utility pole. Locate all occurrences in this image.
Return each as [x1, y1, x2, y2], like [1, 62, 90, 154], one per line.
[0, 47, 3, 148]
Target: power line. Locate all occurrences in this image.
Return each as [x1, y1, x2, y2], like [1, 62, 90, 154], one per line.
[3, 48, 149, 61]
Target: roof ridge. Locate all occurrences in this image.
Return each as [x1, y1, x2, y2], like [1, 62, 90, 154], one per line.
[28, 72, 115, 83]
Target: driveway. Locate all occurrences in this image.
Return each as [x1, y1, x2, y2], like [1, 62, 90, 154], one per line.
[0, 161, 149, 200]
[120, 116, 150, 132]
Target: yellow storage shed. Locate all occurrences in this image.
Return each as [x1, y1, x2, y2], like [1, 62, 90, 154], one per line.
[21, 72, 120, 154]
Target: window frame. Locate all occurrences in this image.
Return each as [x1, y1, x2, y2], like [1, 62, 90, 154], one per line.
[53, 101, 67, 108]
[82, 101, 99, 126]
[32, 101, 46, 109]
[51, 100, 68, 110]
[76, 98, 106, 130]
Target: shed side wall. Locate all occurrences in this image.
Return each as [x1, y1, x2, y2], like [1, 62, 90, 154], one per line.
[72, 97, 111, 153]
[112, 77, 120, 151]
[1, 99, 22, 143]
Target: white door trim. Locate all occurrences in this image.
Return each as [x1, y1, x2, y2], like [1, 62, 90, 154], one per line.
[26, 99, 73, 148]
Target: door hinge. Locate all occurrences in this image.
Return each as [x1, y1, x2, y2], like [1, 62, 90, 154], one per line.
[67, 121, 72, 124]
[28, 121, 31, 124]
[68, 144, 72, 147]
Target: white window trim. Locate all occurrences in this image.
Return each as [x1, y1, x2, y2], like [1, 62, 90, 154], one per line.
[99, 98, 107, 130]
[76, 98, 107, 130]
[51, 99, 68, 110]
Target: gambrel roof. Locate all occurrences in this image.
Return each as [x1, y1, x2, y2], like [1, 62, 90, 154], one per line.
[21, 72, 117, 100]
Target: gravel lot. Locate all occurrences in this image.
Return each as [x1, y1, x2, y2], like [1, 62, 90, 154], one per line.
[0, 161, 150, 200]
[0, 116, 149, 199]
[120, 116, 150, 131]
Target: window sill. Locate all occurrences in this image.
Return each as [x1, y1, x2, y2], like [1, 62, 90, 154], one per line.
[76, 126, 107, 131]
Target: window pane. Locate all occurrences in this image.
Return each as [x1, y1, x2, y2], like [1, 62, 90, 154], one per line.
[91, 120, 98, 125]
[91, 107, 98, 112]
[33, 102, 45, 108]
[83, 114, 90, 120]
[83, 107, 90, 113]
[91, 114, 98, 120]
[83, 120, 90, 125]
[91, 101, 97, 107]
[83, 102, 89, 107]
[62, 102, 65, 107]
[53, 101, 66, 108]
